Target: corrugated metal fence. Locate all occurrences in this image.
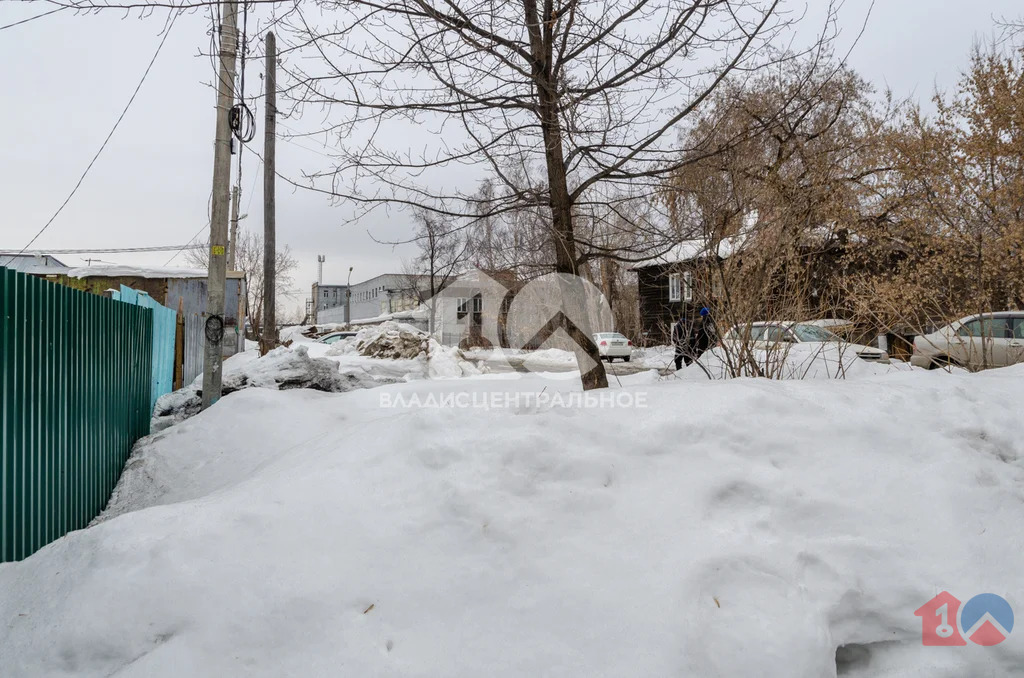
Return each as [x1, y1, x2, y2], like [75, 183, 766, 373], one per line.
[111, 285, 176, 413]
[1, 267, 153, 562]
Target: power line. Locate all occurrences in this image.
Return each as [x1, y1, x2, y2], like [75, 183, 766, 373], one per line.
[165, 221, 211, 265]
[0, 6, 68, 31]
[3, 9, 180, 267]
[2, 244, 206, 255]
[244, 153, 262, 212]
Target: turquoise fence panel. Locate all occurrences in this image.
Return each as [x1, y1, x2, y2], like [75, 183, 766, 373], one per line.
[112, 285, 176, 413]
[0, 267, 152, 563]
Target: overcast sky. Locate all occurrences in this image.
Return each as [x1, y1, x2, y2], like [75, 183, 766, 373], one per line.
[1, 1, 1020, 317]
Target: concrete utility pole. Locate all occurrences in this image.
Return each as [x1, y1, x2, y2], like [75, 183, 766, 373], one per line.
[228, 185, 240, 271]
[261, 31, 278, 355]
[201, 0, 239, 410]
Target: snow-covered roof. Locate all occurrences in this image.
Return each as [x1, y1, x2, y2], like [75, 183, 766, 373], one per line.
[66, 265, 244, 280]
[67, 265, 207, 279]
[636, 233, 747, 268]
[1, 253, 70, 275]
[349, 307, 429, 326]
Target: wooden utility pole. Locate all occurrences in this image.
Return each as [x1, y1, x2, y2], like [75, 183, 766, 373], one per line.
[201, 0, 239, 409]
[261, 31, 278, 355]
[228, 185, 240, 271]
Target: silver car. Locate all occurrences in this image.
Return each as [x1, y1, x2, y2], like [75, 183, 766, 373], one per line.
[911, 312, 1024, 370]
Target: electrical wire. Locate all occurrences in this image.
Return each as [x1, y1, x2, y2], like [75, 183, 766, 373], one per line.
[165, 222, 212, 266]
[3, 244, 206, 255]
[0, 6, 67, 31]
[3, 10, 180, 267]
[230, 103, 256, 143]
[230, 0, 256, 143]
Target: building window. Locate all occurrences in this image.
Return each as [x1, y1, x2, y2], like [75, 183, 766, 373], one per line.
[457, 296, 482, 322]
[668, 273, 681, 303]
[684, 271, 693, 302]
[324, 291, 328, 298]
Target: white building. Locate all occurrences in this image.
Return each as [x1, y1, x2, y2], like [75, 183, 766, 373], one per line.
[314, 273, 431, 324]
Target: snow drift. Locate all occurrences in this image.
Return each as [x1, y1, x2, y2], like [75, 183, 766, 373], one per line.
[677, 343, 915, 380]
[2, 367, 1023, 677]
[151, 345, 391, 431]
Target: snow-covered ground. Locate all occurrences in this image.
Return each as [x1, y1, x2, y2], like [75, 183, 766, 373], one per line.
[2, 357, 1023, 676]
[677, 343, 918, 380]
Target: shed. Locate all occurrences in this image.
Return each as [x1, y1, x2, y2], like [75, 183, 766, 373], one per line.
[58, 266, 247, 385]
[0, 253, 71, 276]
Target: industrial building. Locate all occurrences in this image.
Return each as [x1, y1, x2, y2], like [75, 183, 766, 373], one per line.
[313, 273, 431, 324]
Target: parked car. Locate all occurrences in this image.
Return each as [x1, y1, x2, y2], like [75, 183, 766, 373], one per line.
[911, 312, 1024, 370]
[592, 332, 633, 362]
[722, 321, 890, 363]
[802, 318, 857, 341]
[318, 331, 359, 345]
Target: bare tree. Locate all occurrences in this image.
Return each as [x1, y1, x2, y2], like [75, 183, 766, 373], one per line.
[405, 210, 473, 334]
[187, 229, 298, 340]
[274, 0, 834, 389]
[662, 58, 902, 376]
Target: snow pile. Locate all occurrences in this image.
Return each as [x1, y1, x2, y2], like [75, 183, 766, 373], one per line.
[635, 344, 675, 369]
[325, 321, 481, 378]
[151, 345, 386, 431]
[277, 324, 353, 346]
[423, 343, 482, 379]
[2, 369, 1023, 677]
[519, 347, 578, 372]
[679, 343, 911, 380]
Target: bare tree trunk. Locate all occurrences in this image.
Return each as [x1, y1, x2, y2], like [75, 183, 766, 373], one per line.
[524, 0, 608, 390]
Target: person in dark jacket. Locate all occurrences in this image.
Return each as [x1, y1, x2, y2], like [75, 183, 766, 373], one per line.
[689, 307, 714, 361]
[672, 308, 714, 370]
[671, 316, 688, 370]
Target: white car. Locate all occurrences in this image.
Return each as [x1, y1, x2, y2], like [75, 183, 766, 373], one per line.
[592, 332, 633, 362]
[911, 312, 1024, 370]
[723, 322, 890, 363]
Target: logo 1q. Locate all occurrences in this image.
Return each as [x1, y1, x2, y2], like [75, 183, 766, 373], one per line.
[915, 592, 1014, 646]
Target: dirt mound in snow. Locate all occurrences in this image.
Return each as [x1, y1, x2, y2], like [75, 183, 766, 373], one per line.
[151, 346, 387, 431]
[327, 321, 482, 378]
[356, 321, 429, 359]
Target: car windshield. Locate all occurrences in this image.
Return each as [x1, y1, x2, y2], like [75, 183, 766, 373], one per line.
[726, 325, 766, 341]
[596, 333, 627, 340]
[791, 324, 841, 342]
[322, 334, 351, 344]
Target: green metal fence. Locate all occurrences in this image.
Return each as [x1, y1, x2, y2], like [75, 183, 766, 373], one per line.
[1, 267, 153, 562]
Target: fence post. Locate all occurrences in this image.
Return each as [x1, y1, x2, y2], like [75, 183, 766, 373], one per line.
[174, 298, 185, 391]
